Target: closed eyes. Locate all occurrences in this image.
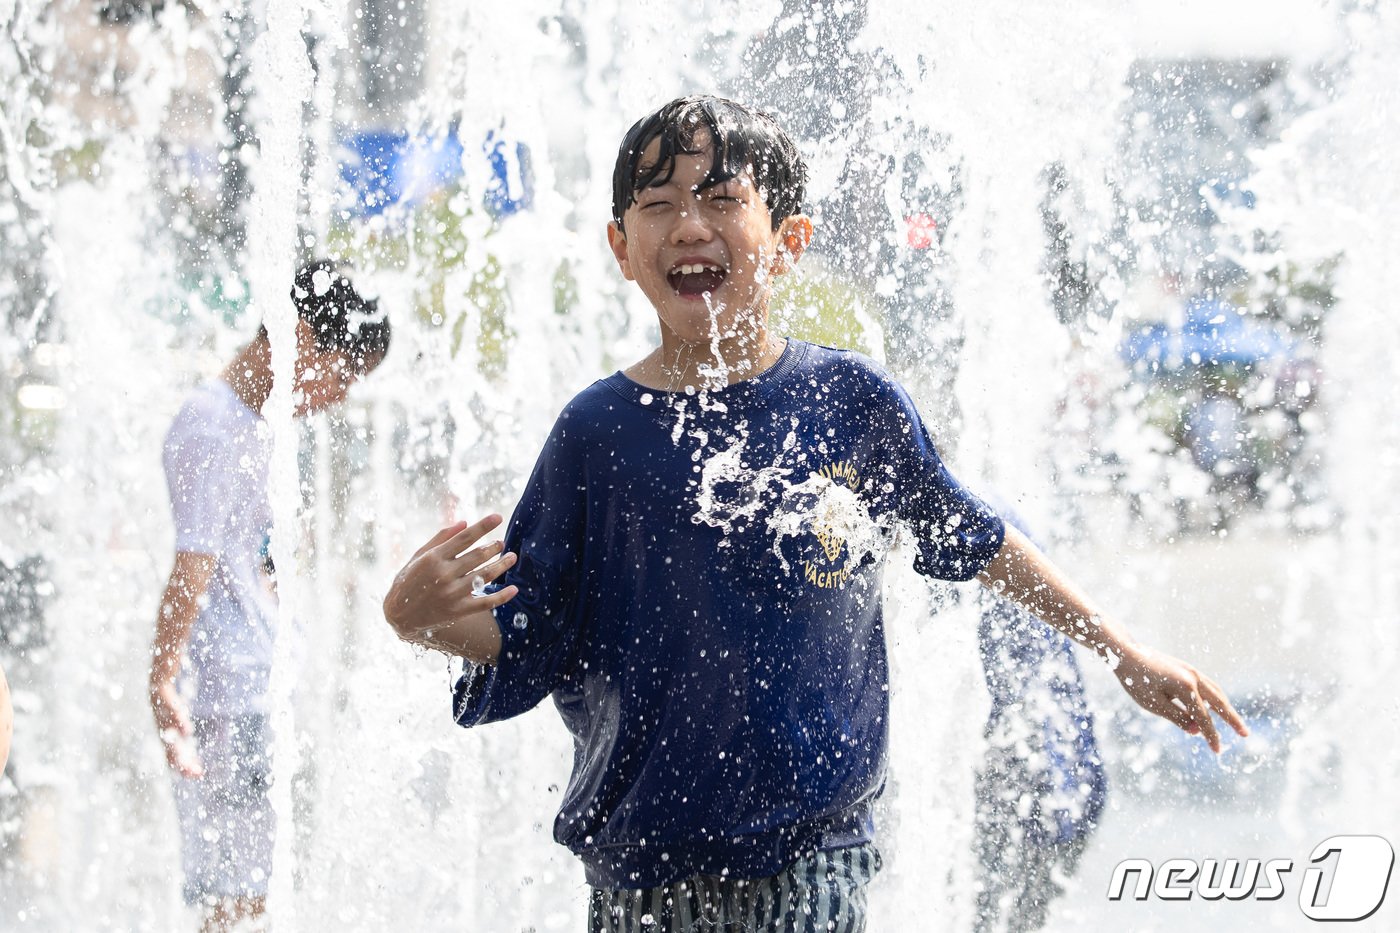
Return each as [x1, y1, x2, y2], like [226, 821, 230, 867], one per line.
[636, 192, 743, 212]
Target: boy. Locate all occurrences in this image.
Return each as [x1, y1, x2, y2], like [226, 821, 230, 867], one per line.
[151, 260, 390, 932]
[383, 96, 1247, 932]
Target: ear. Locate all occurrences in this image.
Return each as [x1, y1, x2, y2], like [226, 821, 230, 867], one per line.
[606, 222, 635, 281]
[770, 215, 814, 276]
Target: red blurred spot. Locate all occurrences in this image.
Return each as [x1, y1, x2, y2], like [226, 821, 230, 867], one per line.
[905, 213, 937, 250]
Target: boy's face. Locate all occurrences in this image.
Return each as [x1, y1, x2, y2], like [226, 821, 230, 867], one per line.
[607, 134, 811, 345]
[291, 320, 378, 417]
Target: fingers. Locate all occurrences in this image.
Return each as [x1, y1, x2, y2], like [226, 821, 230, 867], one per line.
[162, 733, 205, 779]
[1188, 689, 1222, 753]
[1159, 692, 1197, 733]
[475, 583, 519, 610]
[479, 551, 517, 582]
[1131, 655, 1245, 753]
[1201, 676, 1250, 738]
[413, 520, 469, 560]
[179, 751, 206, 780]
[437, 577, 520, 613]
[440, 514, 506, 560]
[155, 704, 193, 738]
[442, 552, 519, 601]
[1153, 680, 1219, 753]
[180, 750, 204, 778]
[1163, 671, 1244, 754]
[450, 539, 509, 574]
[1149, 685, 1215, 750]
[393, 550, 520, 638]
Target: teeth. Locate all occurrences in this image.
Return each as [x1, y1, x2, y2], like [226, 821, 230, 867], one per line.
[674, 263, 723, 275]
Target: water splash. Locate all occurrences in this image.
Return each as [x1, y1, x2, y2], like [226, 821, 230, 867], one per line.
[689, 421, 889, 575]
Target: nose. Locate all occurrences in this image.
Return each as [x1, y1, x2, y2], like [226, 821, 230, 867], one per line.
[670, 196, 714, 243]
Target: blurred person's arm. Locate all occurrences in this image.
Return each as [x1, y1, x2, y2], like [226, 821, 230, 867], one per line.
[382, 515, 517, 664]
[149, 551, 216, 778]
[978, 524, 1249, 753]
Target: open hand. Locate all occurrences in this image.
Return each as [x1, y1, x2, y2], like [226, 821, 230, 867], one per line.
[1113, 646, 1249, 753]
[151, 681, 204, 779]
[383, 514, 519, 645]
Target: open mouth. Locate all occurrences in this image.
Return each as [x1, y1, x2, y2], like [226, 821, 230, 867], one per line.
[667, 262, 727, 298]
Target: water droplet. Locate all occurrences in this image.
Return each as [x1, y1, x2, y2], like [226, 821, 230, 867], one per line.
[471, 574, 486, 596]
[640, 392, 654, 405]
[512, 612, 528, 630]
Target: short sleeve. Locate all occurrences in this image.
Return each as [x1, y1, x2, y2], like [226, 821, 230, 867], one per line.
[164, 430, 240, 557]
[453, 409, 588, 727]
[876, 372, 1005, 581]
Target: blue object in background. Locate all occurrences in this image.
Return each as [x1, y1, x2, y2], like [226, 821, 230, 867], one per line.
[1111, 688, 1296, 807]
[338, 127, 533, 219]
[482, 130, 534, 219]
[1207, 178, 1257, 211]
[1121, 296, 1296, 370]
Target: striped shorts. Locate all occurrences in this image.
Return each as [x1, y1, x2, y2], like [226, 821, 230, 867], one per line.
[588, 843, 882, 933]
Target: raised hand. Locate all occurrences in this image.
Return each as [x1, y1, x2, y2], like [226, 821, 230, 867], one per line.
[383, 514, 519, 655]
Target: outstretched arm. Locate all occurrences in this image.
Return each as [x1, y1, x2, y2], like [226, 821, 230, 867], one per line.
[382, 514, 518, 663]
[150, 551, 216, 778]
[977, 524, 1249, 753]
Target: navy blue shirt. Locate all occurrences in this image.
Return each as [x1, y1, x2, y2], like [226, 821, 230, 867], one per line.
[453, 340, 1005, 889]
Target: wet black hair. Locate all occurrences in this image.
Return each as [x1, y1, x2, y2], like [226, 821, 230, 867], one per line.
[611, 95, 808, 233]
[260, 259, 391, 373]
